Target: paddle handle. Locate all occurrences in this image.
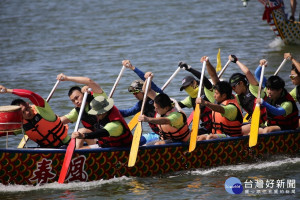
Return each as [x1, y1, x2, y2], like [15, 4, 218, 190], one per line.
[257, 65, 265, 99]
[274, 59, 287, 76]
[58, 88, 91, 184]
[109, 66, 126, 98]
[197, 61, 206, 98]
[161, 67, 181, 90]
[74, 89, 91, 131]
[46, 80, 60, 102]
[140, 77, 151, 114]
[217, 59, 231, 79]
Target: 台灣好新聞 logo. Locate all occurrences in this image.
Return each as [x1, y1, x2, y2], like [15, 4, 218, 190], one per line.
[225, 177, 243, 194]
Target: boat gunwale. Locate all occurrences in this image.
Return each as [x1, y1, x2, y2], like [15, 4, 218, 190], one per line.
[1, 129, 300, 154]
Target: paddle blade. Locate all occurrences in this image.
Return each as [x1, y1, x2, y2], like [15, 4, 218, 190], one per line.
[189, 104, 201, 152]
[128, 122, 142, 167]
[249, 104, 260, 147]
[58, 138, 76, 184]
[243, 113, 249, 123]
[128, 112, 140, 131]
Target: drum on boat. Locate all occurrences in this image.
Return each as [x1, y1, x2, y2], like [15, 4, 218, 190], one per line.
[0, 105, 23, 131]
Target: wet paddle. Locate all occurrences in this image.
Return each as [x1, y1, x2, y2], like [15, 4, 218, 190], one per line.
[58, 89, 90, 184]
[249, 65, 265, 147]
[17, 80, 61, 148]
[128, 67, 181, 131]
[128, 77, 151, 167]
[188, 60, 206, 152]
[109, 65, 126, 98]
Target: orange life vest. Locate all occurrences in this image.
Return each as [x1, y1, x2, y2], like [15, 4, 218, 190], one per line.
[23, 105, 69, 147]
[158, 108, 191, 142]
[211, 98, 243, 137]
[97, 106, 133, 148]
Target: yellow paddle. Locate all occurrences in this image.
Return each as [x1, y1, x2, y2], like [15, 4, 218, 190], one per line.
[17, 80, 60, 148]
[128, 77, 151, 167]
[128, 67, 181, 131]
[249, 64, 265, 147]
[243, 113, 249, 123]
[188, 60, 206, 152]
[128, 111, 140, 130]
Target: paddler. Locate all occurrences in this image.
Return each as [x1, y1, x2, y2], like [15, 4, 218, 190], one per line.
[138, 72, 191, 145]
[71, 96, 133, 149]
[285, 53, 300, 127]
[119, 60, 163, 142]
[256, 76, 299, 133]
[56, 74, 107, 147]
[228, 55, 267, 135]
[196, 56, 243, 141]
[177, 61, 213, 134]
[0, 85, 70, 148]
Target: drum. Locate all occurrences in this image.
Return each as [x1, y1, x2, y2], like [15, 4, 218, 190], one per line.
[0, 105, 23, 131]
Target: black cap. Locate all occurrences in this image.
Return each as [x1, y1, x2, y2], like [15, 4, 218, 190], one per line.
[266, 75, 285, 90]
[229, 73, 247, 87]
[180, 76, 196, 91]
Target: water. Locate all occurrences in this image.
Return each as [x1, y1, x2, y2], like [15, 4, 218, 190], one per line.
[0, 0, 300, 199]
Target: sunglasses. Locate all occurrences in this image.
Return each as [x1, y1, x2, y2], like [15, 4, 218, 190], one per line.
[129, 89, 141, 94]
[289, 74, 298, 80]
[232, 82, 240, 89]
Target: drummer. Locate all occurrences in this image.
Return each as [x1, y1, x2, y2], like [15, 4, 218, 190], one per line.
[0, 85, 70, 148]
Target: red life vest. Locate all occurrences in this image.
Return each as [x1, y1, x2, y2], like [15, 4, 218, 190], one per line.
[200, 105, 212, 131]
[179, 96, 212, 132]
[158, 108, 191, 142]
[265, 90, 299, 130]
[211, 98, 243, 137]
[97, 106, 133, 148]
[23, 106, 69, 147]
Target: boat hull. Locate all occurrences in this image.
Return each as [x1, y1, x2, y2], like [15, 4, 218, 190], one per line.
[261, 0, 300, 44]
[0, 130, 299, 185]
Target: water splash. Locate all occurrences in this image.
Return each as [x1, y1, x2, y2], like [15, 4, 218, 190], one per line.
[0, 176, 132, 193]
[191, 157, 300, 175]
[268, 37, 285, 49]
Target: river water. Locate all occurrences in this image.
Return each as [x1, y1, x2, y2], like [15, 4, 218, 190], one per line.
[0, 0, 300, 199]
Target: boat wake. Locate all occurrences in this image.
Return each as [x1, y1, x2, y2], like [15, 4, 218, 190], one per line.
[190, 156, 300, 176]
[0, 176, 132, 192]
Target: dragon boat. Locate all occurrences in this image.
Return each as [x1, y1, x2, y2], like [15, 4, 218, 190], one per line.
[0, 129, 299, 185]
[259, 0, 300, 44]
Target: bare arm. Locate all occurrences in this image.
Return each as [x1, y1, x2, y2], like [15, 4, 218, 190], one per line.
[57, 73, 104, 94]
[230, 55, 258, 86]
[200, 56, 219, 85]
[196, 97, 225, 114]
[60, 116, 72, 124]
[285, 53, 300, 72]
[138, 115, 171, 125]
